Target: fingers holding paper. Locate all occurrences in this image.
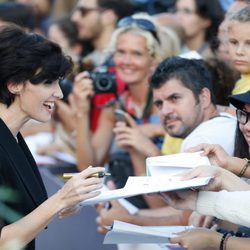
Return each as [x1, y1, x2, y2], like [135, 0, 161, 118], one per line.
[169, 228, 222, 250]
[177, 164, 250, 192]
[178, 165, 223, 191]
[186, 143, 230, 169]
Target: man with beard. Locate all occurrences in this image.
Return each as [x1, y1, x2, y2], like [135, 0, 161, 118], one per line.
[151, 56, 236, 155]
[113, 56, 236, 159]
[71, 0, 134, 67]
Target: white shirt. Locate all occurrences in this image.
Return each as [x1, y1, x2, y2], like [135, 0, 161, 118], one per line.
[181, 112, 237, 156]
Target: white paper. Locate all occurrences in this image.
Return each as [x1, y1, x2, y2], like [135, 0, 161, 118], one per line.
[99, 185, 139, 215]
[79, 176, 212, 206]
[146, 151, 210, 176]
[104, 220, 193, 244]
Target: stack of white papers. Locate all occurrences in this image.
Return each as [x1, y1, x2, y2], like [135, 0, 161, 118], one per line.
[146, 151, 211, 176]
[104, 220, 193, 244]
[80, 175, 212, 206]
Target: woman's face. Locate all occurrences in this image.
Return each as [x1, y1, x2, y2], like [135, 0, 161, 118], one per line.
[240, 104, 250, 148]
[13, 80, 63, 123]
[113, 32, 156, 86]
[176, 0, 210, 40]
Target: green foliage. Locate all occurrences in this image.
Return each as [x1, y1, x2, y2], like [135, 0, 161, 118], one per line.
[0, 186, 22, 223]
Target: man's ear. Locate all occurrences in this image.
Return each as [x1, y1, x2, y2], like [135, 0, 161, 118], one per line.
[199, 88, 211, 109]
[7, 82, 23, 95]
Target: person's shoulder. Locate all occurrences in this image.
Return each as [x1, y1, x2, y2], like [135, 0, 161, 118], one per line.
[218, 112, 235, 118]
[202, 112, 236, 127]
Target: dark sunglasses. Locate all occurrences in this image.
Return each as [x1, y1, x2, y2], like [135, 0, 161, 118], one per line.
[236, 109, 250, 125]
[117, 17, 160, 44]
[75, 6, 102, 16]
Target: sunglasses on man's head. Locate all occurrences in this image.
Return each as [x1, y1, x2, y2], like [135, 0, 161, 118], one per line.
[117, 17, 160, 44]
[75, 6, 102, 16]
[236, 109, 250, 125]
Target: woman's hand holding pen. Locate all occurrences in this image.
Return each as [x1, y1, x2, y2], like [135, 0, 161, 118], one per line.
[55, 166, 104, 216]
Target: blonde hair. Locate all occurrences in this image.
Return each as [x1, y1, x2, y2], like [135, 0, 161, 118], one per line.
[108, 25, 162, 62]
[107, 13, 162, 62]
[126, 12, 181, 58]
[229, 5, 250, 24]
[158, 26, 181, 58]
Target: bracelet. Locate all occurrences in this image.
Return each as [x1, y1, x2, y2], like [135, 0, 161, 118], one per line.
[220, 233, 231, 250]
[239, 158, 250, 177]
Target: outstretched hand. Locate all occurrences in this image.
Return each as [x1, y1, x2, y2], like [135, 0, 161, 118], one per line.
[169, 228, 222, 250]
[186, 143, 230, 169]
[56, 166, 104, 213]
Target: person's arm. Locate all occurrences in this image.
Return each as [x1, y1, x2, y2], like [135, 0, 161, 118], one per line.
[170, 228, 222, 250]
[187, 143, 250, 177]
[96, 201, 191, 234]
[0, 166, 104, 247]
[55, 99, 77, 133]
[180, 165, 250, 192]
[139, 123, 165, 138]
[70, 72, 95, 169]
[72, 72, 114, 170]
[226, 237, 250, 250]
[196, 190, 250, 228]
[91, 107, 115, 165]
[159, 165, 250, 226]
[113, 115, 163, 208]
[170, 228, 250, 250]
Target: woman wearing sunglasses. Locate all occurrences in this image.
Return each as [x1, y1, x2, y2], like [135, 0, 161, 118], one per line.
[72, 15, 166, 208]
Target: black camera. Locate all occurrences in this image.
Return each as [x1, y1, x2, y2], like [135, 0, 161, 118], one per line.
[90, 69, 117, 94]
[59, 78, 73, 103]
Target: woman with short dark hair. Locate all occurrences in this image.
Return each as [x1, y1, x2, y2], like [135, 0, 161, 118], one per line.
[0, 24, 103, 250]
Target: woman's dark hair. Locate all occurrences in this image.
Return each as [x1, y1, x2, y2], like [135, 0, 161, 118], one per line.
[234, 123, 250, 158]
[0, 24, 72, 107]
[195, 0, 224, 42]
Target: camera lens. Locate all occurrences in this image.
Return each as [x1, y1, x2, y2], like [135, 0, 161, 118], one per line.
[91, 71, 116, 94]
[99, 78, 110, 89]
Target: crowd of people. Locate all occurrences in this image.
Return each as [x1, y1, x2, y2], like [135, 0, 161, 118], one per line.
[1, 0, 250, 250]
